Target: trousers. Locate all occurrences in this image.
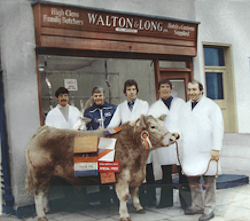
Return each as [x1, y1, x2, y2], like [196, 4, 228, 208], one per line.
[188, 176, 216, 215]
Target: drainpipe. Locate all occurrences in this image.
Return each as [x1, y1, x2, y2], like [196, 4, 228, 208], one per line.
[0, 69, 14, 213]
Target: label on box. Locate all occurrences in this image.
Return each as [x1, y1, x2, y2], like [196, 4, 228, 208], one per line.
[98, 161, 120, 173]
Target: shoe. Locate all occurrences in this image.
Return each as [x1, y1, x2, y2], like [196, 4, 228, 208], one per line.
[184, 207, 204, 215]
[199, 212, 215, 221]
[157, 201, 173, 208]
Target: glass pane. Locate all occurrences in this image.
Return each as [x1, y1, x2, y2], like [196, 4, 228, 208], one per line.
[38, 55, 156, 121]
[206, 72, 224, 99]
[170, 79, 186, 100]
[204, 47, 225, 66]
[159, 61, 186, 68]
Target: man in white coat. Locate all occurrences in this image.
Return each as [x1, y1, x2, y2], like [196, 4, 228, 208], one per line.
[181, 80, 224, 221]
[45, 87, 81, 129]
[148, 79, 191, 209]
[107, 79, 155, 206]
[45, 87, 88, 208]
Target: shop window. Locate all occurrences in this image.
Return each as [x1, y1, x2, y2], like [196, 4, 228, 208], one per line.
[38, 55, 156, 122]
[205, 72, 224, 99]
[204, 46, 225, 66]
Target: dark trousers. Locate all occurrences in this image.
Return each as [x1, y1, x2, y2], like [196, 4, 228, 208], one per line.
[158, 165, 191, 209]
[139, 163, 156, 207]
[158, 165, 173, 207]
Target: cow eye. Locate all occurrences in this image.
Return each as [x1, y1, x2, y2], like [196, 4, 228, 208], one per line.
[151, 126, 156, 129]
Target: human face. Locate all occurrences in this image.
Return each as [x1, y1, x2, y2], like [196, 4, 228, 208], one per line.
[187, 82, 202, 102]
[57, 93, 69, 107]
[159, 83, 172, 99]
[92, 92, 105, 106]
[125, 85, 137, 101]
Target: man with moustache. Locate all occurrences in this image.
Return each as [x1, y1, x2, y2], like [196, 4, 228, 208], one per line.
[148, 79, 191, 209]
[45, 87, 88, 209]
[181, 80, 224, 221]
[107, 79, 155, 207]
[45, 86, 81, 128]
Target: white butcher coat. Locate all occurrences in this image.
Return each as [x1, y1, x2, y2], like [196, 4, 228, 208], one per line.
[180, 96, 224, 176]
[45, 104, 81, 129]
[108, 98, 149, 127]
[148, 97, 185, 165]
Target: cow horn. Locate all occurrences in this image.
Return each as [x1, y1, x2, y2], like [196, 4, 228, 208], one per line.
[159, 114, 167, 121]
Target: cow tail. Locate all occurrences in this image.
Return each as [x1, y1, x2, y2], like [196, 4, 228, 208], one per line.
[25, 148, 35, 193]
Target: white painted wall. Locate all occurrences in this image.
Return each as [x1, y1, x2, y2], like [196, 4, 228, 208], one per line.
[0, 0, 40, 206]
[194, 0, 250, 133]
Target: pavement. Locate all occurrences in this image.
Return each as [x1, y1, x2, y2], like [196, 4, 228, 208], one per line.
[1, 182, 250, 221]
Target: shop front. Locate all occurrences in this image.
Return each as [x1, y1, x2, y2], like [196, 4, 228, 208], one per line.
[32, 1, 199, 122]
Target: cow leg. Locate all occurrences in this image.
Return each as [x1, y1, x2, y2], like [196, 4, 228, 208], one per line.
[115, 181, 131, 221]
[42, 191, 50, 214]
[34, 191, 48, 221]
[131, 186, 144, 213]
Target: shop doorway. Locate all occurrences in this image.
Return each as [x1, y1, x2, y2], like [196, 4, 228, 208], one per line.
[155, 60, 192, 101]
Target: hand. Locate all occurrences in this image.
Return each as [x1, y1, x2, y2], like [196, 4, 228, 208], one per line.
[211, 149, 220, 161]
[170, 133, 180, 142]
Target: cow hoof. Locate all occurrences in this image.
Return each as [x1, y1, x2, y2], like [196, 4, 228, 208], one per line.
[136, 208, 145, 214]
[38, 217, 48, 221]
[120, 217, 132, 221]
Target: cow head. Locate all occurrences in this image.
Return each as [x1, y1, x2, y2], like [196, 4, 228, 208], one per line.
[136, 114, 176, 150]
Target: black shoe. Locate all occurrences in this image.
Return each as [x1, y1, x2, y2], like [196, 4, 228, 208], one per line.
[184, 207, 204, 215]
[157, 201, 173, 208]
[199, 212, 215, 221]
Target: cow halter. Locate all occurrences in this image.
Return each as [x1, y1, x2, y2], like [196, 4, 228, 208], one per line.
[140, 130, 152, 150]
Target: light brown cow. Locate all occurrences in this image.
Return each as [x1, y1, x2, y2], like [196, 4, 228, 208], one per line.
[25, 114, 177, 221]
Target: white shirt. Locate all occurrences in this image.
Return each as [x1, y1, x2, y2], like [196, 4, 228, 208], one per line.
[108, 98, 149, 127]
[45, 104, 81, 129]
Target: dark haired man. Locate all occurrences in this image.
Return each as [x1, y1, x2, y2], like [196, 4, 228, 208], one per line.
[108, 79, 148, 126]
[148, 79, 191, 209]
[45, 86, 81, 129]
[107, 79, 155, 206]
[181, 80, 224, 221]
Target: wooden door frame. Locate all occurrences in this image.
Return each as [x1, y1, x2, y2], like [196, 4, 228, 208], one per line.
[154, 58, 193, 100]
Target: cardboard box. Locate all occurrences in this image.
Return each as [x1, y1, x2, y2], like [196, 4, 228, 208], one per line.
[100, 172, 116, 184]
[74, 136, 98, 153]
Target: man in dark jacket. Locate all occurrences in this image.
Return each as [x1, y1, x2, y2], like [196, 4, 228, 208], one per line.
[84, 86, 117, 130]
[84, 86, 117, 207]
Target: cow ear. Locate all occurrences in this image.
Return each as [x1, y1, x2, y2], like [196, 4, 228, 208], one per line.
[139, 114, 147, 128]
[159, 114, 167, 121]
